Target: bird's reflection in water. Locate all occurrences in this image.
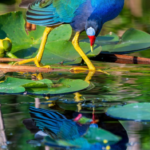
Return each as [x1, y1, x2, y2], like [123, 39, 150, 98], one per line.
[24, 71, 128, 149]
[31, 71, 96, 111]
[23, 105, 128, 150]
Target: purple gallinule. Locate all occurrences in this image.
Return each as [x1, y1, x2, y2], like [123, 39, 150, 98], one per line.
[16, 0, 124, 72]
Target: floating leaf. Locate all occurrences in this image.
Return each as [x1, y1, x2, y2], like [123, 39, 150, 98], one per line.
[82, 28, 150, 54]
[100, 28, 150, 54]
[44, 135, 110, 149]
[0, 11, 100, 65]
[0, 12, 72, 52]
[27, 78, 89, 95]
[0, 77, 89, 95]
[1, 11, 149, 65]
[23, 79, 53, 88]
[44, 136, 89, 149]
[0, 77, 52, 93]
[0, 85, 25, 94]
[84, 127, 121, 144]
[106, 103, 150, 121]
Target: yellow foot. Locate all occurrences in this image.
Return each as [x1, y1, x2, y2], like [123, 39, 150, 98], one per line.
[14, 58, 50, 68]
[70, 67, 109, 75]
[97, 69, 109, 75]
[70, 67, 89, 73]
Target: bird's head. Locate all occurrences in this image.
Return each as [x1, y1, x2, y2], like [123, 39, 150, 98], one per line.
[85, 16, 103, 52]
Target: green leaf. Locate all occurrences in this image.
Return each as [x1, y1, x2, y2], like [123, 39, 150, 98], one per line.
[44, 136, 81, 148]
[47, 25, 72, 42]
[68, 137, 91, 148]
[41, 41, 101, 65]
[0, 77, 38, 87]
[0, 77, 89, 95]
[2, 11, 149, 65]
[26, 78, 89, 95]
[106, 103, 150, 121]
[84, 127, 121, 144]
[0, 77, 52, 93]
[22, 79, 53, 88]
[0, 11, 100, 65]
[0, 12, 72, 52]
[101, 28, 150, 54]
[82, 28, 150, 54]
[0, 85, 25, 94]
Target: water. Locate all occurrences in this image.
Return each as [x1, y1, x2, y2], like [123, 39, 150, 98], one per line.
[0, 1, 150, 150]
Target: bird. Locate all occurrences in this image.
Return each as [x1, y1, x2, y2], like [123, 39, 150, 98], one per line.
[16, 0, 124, 72]
[28, 106, 92, 140]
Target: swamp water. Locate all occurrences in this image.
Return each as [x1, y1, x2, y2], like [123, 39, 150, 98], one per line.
[0, 0, 150, 150]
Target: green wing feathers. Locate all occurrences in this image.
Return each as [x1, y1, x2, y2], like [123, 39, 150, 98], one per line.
[27, 0, 86, 26]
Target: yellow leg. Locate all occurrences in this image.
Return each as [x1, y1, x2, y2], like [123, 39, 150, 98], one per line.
[74, 71, 96, 112]
[14, 27, 54, 68]
[72, 32, 95, 71]
[74, 92, 83, 102]
[85, 71, 95, 84]
[71, 32, 109, 74]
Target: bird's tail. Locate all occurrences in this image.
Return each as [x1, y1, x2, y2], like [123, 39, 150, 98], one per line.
[29, 106, 66, 138]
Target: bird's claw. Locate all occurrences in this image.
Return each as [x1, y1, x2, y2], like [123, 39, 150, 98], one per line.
[70, 67, 90, 73]
[70, 67, 109, 75]
[13, 58, 51, 68]
[13, 61, 21, 66]
[40, 64, 51, 68]
[97, 69, 109, 75]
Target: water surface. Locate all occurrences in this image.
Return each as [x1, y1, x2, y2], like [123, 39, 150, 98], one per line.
[0, 1, 150, 150]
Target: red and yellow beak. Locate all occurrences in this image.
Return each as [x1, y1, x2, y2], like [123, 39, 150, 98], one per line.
[88, 35, 96, 52]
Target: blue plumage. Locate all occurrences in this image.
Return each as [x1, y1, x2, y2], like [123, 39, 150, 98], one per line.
[26, 0, 124, 33]
[29, 107, 90, 140]
[18, 0, 124, 70]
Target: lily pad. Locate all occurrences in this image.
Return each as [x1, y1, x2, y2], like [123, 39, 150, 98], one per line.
[0, 77, 52, 94]
[27, 78, 89, 95]
[106, 103, 150, 121]
[0, 77, 89, 95]
[44, 129, 119, 149]
[101, 28, 150, 54]
[82, 28, 150, 54]
[84, 127, 121, 144]
[0, 85, 25, 94]
[44, 136, 91, 149]
[1, 11, 149, 65]
[0, 11, 101, 65]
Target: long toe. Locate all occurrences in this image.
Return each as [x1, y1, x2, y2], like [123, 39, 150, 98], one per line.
[13, 58, 35, 66]
[70, 67, 89, 73]
[13, 58, 51, 68]
[97, 69, 109, 75]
